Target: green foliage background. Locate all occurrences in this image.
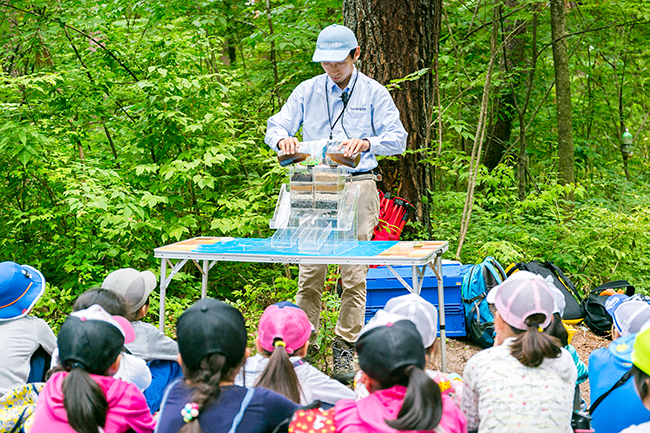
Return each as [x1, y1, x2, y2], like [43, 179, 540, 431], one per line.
[2, 0, 650, 339]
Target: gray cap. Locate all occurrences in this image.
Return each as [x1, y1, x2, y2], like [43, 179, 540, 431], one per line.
[101, 268, 157, 314]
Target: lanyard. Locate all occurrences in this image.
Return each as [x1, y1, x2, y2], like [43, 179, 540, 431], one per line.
[325, 71, 359, 140]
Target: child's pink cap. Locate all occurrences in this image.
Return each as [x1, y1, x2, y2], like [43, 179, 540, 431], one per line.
[486, 271, 555, 330]
[258, 301, 314, 354]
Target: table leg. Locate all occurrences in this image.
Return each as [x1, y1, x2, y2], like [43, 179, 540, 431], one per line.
[202, 259, 208, 299]
[431, 254, 447, 372]
[412, 265, 419, 295]
[159, 258, 167, 331]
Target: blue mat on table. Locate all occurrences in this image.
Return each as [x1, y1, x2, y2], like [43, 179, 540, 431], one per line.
[192, 239, 399, 257]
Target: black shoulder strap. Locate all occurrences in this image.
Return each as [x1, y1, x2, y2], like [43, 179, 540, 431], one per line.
[592, 280, 635, 297]
[545, 261, 583, 301]
[589, 368, 633, 415]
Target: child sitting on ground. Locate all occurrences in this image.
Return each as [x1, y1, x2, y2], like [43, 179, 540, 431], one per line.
[102, 267, 180, 412]
[156, 298, 299, 433]
[31, 304, 155, 432]
[353, 294, 462, 406]
[0, 261, 56, 397]
[235, 301, 355, 405]
[102, 268, 178, 360]
[588, 296, 650, 433]
[462, 271, 577, 432]
[289, 312, 467, 433]
[610, 319, 650, 432]
[50, 288, 152, 391]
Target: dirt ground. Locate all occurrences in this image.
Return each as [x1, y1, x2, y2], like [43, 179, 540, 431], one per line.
[431, 324, 611, 405]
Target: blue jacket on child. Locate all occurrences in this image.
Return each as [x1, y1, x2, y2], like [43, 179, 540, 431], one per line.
[589, 347, 650, 433]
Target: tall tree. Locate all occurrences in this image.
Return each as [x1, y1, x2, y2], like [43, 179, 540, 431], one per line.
[550, 0, 575, 188]
[343, 0, 439, 232]
[482, 0, 528, 172]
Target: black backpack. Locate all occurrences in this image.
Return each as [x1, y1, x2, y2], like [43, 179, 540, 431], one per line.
[582, 280, 635, 336]
[505, 261, 585, 321]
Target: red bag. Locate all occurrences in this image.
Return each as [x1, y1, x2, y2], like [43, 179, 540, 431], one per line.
[372, 191, 414, 241]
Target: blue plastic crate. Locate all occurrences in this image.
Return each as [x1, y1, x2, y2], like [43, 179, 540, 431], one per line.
[366, 264, 472, 307]
[365, 264, 472, 337]
[364, 304, 466, 337]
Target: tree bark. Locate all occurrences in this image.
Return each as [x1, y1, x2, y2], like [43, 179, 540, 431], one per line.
[550, 0, 575, 189]
[343, 0, 438, 232]
[483, 1, 528, 172]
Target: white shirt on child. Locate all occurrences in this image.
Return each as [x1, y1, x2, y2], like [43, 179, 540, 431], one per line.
[0, 315, 57, 397]
[461, 337, 577, 433]
[235, 353, 356, 405]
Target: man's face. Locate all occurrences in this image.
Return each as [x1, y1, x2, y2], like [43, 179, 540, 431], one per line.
[321, 47, 360, 87]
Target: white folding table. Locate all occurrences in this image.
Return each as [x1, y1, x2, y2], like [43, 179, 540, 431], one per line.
[153, 237, 452, 371]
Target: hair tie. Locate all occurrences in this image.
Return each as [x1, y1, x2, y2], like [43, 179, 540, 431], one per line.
[71, 362, 85, 370]
[274, 340, 286, 348]
[181, 402, 200, 423]
[538, 326, 544, 333]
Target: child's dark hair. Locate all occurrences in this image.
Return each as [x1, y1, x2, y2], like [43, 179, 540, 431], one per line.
[546, 312, 569, 347]
[254, 340, 303, 403]
[48, 353, 118, 433]
[633, 365, 650, 402]
[509, 313, 562, 367]
[73, 288, 128, 317]
[379, 365, 442, 431]
[180, 352, 243, 433]
[61, 365, 110, 433]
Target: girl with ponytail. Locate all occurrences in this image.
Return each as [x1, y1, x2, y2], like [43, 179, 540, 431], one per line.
[236, 301, 354, 405]
[290, 311, 467, 433]
[31, 305, 155, 433]
[461, 271, 578, 432]
[155, 299, 298, 433]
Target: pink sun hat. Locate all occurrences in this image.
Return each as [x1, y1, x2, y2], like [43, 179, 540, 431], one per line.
[258, 301, 314, 354]
[486, 271, 555, 330]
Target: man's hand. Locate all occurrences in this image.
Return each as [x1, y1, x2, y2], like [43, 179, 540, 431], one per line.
[338, 138, 370, 157]
[278, 137, 300, 154]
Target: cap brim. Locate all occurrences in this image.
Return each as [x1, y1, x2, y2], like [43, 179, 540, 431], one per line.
[0, 265, 46, 321]
[140, 271, 157, 298]
[312, 49, 351, 62]
[609, 333, 635, 364]
[605, 294, 628, 317]
[112, 315, 135, 344]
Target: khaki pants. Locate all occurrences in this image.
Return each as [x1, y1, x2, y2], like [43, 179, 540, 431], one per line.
[295, 179, 380, 343]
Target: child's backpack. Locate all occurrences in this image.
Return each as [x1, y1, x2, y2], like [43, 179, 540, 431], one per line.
[0, 383, 43, 433]
[582, 281, 635, 336]
[461, 257, 507, 348]
[505, 261, 585, 322]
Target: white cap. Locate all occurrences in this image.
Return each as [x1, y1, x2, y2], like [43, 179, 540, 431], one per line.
[613, 301, 650, 337]
[384, 293, 439, 348]
[70, 304, 135, 343]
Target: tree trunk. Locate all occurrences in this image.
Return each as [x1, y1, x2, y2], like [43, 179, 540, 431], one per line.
[343, 0, 438, 232]
[550, 0, 575, 189]
[483, 1, 528, 171]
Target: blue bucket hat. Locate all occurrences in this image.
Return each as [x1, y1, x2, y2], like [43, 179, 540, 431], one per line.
[312, 24, 358, 62]
[0, 261, 46, 321]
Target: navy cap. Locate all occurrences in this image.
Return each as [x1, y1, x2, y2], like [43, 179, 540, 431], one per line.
[312, 24, 358, 62]
[58, 306, 128, 375]
[177, 298, 247, 371]
[356, 317, 426, 383]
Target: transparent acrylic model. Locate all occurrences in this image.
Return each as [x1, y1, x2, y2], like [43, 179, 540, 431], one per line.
[269, 165, 358, 254]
